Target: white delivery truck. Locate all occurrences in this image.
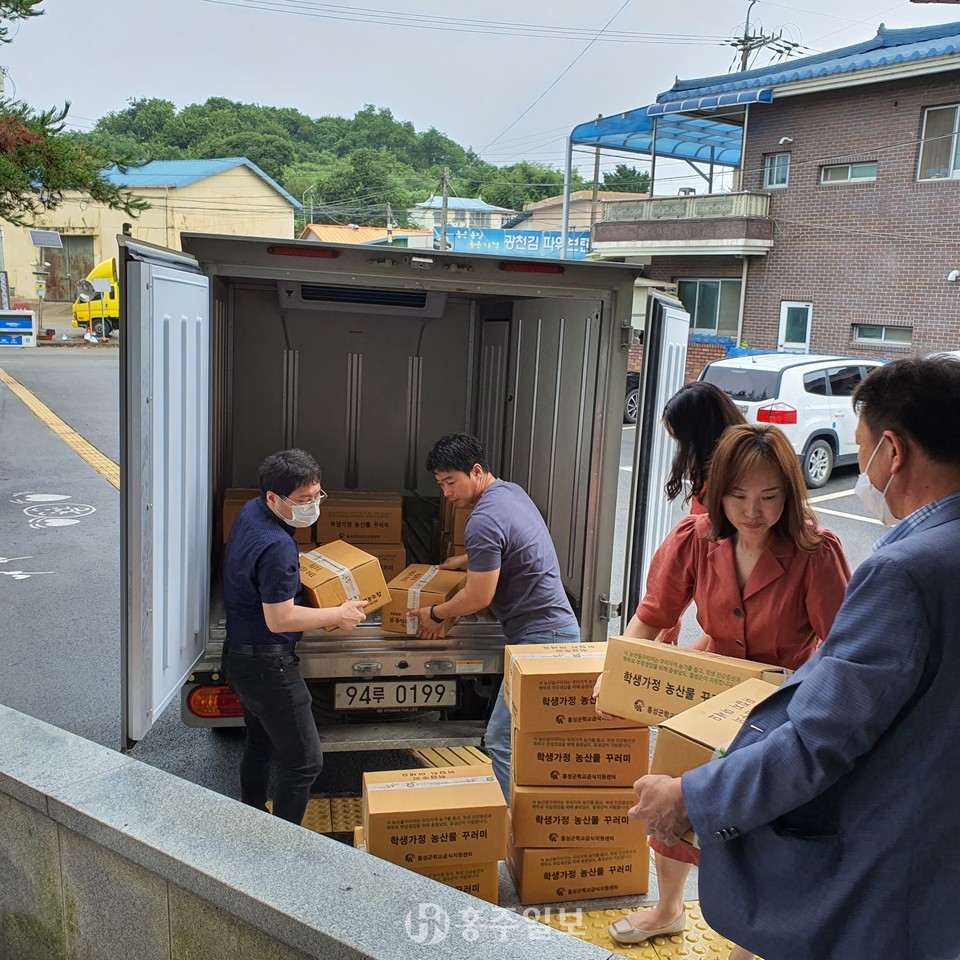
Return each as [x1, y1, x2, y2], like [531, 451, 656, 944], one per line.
[118, 234, 688, 751]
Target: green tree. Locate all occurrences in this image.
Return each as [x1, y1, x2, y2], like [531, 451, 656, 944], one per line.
[602, 163, 651, 194]
[0, 2, 148, 224]
[473, 161, 585, 212]
[312, 148, 416, 227]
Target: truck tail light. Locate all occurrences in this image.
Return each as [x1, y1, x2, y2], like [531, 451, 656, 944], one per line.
[187, 684, 244, 719]
[499, 262, 565, 274]
[757, 402, 798, 425]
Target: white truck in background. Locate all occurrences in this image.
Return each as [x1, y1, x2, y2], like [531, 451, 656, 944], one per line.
[117, 234, 689, 752]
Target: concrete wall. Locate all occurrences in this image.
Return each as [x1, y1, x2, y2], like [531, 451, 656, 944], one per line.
[0, 704, 609, 960]
[2, 166, 296, 301]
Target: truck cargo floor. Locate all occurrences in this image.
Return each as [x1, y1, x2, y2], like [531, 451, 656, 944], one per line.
[315, 720, 486, 752]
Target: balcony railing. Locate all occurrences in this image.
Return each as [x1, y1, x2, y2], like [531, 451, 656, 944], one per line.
[601, 191, 770, 223]
[592, 191, 773, 258]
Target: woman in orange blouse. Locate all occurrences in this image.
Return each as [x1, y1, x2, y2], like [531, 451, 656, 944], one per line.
[607, 424, 851, 955]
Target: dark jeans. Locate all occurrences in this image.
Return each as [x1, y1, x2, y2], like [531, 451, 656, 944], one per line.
[222, 650, 323, 824]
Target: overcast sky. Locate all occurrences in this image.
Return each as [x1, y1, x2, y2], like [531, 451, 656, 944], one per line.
[3, 0, 957, 186]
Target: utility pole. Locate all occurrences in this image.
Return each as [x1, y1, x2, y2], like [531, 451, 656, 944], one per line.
[440, 166, 450, 251]
[739, 0, 758, 70]
[728, 0, 802, 71]
[386, 202, 393, 244]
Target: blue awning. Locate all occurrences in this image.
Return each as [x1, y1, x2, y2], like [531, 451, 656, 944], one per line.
[647, 88, 773, 116]
[569, 88, 773, 168]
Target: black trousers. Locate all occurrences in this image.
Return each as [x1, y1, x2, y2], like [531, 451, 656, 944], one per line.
[222, 650, 323, 824]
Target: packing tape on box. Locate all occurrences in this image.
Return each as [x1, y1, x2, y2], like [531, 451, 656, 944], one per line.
[405, 565, 441, 635]
[306, 551, 360, 600]
[367, 774, 497, 791]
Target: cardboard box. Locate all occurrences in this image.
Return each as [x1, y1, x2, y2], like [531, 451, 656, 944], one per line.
[507, 835, 648, 905]
[439, 531, 468, 563]
[222, 488, 258, 543]
[314, 491, 403, 545]
[363, 764, 508, 868]
[363, 543, 408, 582]
[380, 564, 467, 637]
[503, 642, 609, 711]
[448, 506, 472, 545]
[356, 817, 498, 903]
[650, 678, 780, 842]
[511, 727, 650, 788]
[510, 784, 645, 848]
[598, 636, 789, 726]
[439, 498, 472, 542]
[651, 677, 780, 778]
[299, 541, 389, 614]
[510, 654, 644, 733]
[418, 861, 500, 904]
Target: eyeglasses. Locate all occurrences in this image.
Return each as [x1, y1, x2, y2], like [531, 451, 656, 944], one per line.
[281, 488, 328, 508]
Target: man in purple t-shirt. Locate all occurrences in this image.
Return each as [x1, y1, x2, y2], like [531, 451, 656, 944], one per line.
[410, 433, 580, 798]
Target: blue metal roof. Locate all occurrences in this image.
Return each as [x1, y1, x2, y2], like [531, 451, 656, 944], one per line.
[416, 196, 516, 213]
[661, 21, 960, 102]
[568, 21, 960, 169]
[102, 158, 302, 209]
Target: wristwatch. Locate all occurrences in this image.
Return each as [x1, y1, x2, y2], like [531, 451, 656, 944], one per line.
[429, 605, 444, 623]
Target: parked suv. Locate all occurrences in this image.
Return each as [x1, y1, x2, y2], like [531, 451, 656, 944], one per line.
[699, 354, 884, 487]
[624, 371, 640, 424]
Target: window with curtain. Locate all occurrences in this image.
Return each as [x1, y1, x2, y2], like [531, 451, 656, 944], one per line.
[763, 153, 790, 188]
[677, 279, 741, 338]
[918, 105, 960, 181]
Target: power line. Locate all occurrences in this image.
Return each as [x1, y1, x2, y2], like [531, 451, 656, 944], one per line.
[196, 0, 726, 44]
[480, 0, 634, 156]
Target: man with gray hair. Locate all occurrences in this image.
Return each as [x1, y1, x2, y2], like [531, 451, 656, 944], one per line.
[629, 356, 960, 960]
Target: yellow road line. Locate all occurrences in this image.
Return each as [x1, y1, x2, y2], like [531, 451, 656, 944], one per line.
[0, 366, 120, 490]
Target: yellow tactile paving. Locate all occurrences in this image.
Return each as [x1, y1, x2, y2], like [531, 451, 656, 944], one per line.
[539, 901, 738, 959]
[329, 796, 364, 832]
[266, 796, 363, 834]
[0, 366, 120, 490]
[413, 745, 491, 767]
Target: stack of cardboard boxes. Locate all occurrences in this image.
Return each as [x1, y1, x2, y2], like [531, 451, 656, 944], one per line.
[438, 498, 471, 562]
[315, 491, 407, 582]
[362, 764, 508, 903]
[504, 643, 651, 905]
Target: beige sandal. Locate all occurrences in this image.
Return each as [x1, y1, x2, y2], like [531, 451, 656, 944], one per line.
[608, 905, 687, 944]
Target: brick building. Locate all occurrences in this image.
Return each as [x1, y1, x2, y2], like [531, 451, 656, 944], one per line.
[581, 21, 960, 359]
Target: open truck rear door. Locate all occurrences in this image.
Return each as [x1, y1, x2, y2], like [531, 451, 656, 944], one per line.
[623, 291, 690, 619]
[119, 238, 211, 749]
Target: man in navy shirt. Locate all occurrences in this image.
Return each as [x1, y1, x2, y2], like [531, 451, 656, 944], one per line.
[223, 449, 367, 824]
[409, 434, 580, 798]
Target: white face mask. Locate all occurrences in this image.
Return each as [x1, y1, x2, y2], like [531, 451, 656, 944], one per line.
[278, 493, 324, 528]
[854, 439, 897, 526]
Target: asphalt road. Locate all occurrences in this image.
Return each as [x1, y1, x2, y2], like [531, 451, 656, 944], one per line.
[0, 347, 883, 805]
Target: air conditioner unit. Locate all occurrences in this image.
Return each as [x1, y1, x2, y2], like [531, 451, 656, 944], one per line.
[277, 281, 447, 317]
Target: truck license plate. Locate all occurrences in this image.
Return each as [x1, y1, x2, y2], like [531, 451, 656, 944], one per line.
[334, 680, 457, 710]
